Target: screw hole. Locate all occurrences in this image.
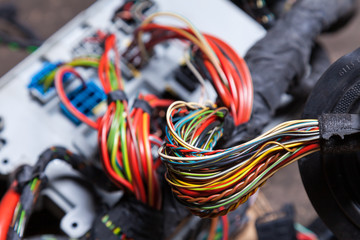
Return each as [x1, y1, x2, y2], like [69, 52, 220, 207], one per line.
[0, 139, 5, 148]
[71, 222, 78, 228]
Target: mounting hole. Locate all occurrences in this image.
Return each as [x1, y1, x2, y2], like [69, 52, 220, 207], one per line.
[71, 222, 78, 228]
[0, 138, 6, 148]
[2, 159, 8, 164]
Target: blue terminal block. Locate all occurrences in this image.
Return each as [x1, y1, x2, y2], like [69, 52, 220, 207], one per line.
[60, 81, 106, 125]
[28, 61, 65, 104]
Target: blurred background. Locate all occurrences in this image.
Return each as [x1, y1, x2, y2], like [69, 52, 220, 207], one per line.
[0, 0, 359, 235]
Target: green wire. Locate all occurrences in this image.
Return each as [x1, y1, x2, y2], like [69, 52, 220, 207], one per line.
[30, 178, 38, 191]
[183, 110, 212, 141]
[186, 110, 224, 144]
[201, 148, 303, 210]
[119, 103, 132, 182]
[42, 57, 121, 92]
[17, 210, 26, 235]
[42, 58, 100, 90]
[108, 101, 124, 178]
[108, 63, 119, 90]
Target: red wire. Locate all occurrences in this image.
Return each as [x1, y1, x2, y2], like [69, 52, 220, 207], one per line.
[135, 109, 149, 183]
[297, 232, 315, 240]
[55, 34, 168, 209]
[136, 23, 253, 125]
[207, 40, 241, 116]
[142, 112, 156, 207]
[98, 55, 107, 92]
[193, 115, 217, 139]
[174, 143, 320, 198]
[127, 128, 146, 203]
[100, 103, 134, 192]
[55, 66, 99, 129]
[149, 134, 163, 144]
[203, 60, 232, 108]
[144, 94, 173, 107]
[221, 214, 229, 240]
[205, 35, 253, 123]
[54, 34, 163, 209]
[0, 182, 20, 240]
[99, 34, 123, 92]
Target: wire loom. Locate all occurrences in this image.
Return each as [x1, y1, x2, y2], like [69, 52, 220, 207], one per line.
[160, 101, 320, 218]
[1, 8, 333, 238]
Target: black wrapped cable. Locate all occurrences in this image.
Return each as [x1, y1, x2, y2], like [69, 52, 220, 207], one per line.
[6, 147, 107, 240]
[223, 0, 355, 147]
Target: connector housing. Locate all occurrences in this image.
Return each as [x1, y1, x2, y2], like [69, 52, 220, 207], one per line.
[60, 81, 106, 125]
[28, 62, 62, 104]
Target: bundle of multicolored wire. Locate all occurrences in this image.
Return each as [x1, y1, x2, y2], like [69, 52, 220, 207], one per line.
[54, 33, 172, 211]
[159, 101, 320, 218]
[123, 12, 253, 126]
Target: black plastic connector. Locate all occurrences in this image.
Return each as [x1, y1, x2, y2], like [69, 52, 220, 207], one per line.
[91, 196, 164, 240]
[318, 113, 360, 154]
[221, 113, 235, 142]
[174, 64, 199, 92]
[133, 98, 152, 115]
[107, 90, 128, 105]
[112, 0, 156, 34]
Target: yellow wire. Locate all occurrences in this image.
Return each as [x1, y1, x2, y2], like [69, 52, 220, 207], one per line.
[143, 113, 154, 207]
[168, 142, 302, 190]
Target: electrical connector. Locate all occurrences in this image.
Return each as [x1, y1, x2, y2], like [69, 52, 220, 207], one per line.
[174, 64, 199, 92]
[112, 0, 157, 34]
[60, 81, 106, 125]
[28, 62, 63, 104]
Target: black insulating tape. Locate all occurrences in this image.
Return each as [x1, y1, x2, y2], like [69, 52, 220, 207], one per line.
[12, 165, 34, 192]
[220, 0, 355, 148]
[318, 114, 360, 140]
[221, 113, 235, 142]
[107, 90, 128, 104]
[133, 99, 152, 115]
[91, 196, 164, 240]
[318, 113, 360, 154]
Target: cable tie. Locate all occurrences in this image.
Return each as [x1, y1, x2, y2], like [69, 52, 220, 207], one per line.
[132, 98, 152, 115]
[107, 90, 128, 104]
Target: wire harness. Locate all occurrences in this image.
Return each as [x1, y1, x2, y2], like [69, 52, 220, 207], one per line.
[160, 101, 320, 217]
[123, 12, 253, 126]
